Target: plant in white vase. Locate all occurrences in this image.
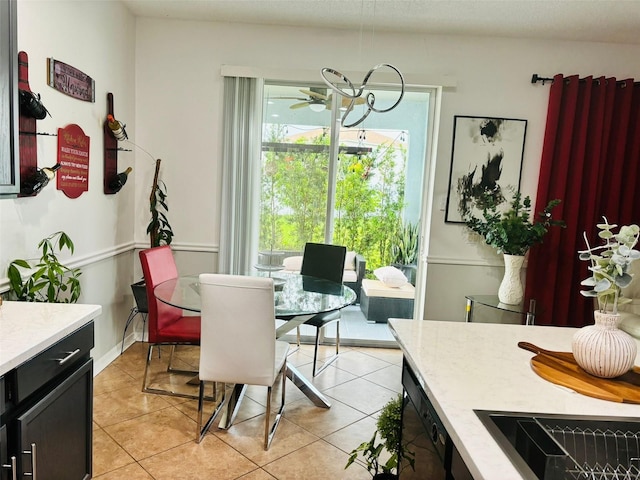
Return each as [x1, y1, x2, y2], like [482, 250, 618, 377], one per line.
[463, 191, 565, 304]
[578, 219, 640, 314]
[574, 218, 640, 378]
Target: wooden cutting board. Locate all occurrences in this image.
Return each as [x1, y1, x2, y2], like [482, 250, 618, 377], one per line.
[518, 342, 640, 403]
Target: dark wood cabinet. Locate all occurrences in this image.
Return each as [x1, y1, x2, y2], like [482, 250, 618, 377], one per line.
[0, 425, 7, 480]
[1, 322, 94, 479]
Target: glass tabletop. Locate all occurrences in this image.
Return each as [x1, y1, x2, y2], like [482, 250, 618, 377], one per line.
[465, 295, 533, 315]
[154, 273, 356, 317]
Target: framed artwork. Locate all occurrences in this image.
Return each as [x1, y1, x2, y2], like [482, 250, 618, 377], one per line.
[445, 115, 527, 223]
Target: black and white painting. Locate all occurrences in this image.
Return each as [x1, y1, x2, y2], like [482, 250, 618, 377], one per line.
[445, 116, 527, 223]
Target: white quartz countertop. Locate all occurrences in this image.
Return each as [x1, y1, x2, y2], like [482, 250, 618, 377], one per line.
[0, 301, 102, 376]
[388, 318, 640, 480]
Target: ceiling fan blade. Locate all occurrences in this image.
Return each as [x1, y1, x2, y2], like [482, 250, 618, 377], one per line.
[300, 88, 328, 101]
[290, 101, 310, 109]
[326, 95, 366, 110]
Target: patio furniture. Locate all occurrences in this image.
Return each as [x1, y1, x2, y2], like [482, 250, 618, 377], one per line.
[360, 279, 415, 323]
[283, 250, 366, 303]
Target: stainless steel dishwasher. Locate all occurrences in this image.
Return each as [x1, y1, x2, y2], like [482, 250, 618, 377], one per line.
[400, 360, 451, 479]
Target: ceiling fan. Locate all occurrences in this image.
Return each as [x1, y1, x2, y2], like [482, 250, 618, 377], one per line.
[275, 87, 365, 112]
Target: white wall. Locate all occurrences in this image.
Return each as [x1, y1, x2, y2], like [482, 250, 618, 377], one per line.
[4, 9, 640, 371]
[135, 18, 640, 322]
[1, 1, 137, 370]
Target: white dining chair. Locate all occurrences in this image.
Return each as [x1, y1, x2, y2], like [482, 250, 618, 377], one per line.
[196, 273, 289, 450]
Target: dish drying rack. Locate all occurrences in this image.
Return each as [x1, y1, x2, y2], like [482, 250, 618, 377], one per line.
[539, 420, 640, 480]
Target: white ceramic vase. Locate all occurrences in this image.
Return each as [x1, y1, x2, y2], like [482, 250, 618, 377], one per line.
[572, 310, 637, 378]
[498, 254, 525, 305]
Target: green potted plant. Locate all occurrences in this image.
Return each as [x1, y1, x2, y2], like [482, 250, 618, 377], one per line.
[132, 158, 173, 315]
[147, 158, 173, 248]
[391, 221, 419, 285]
[573, 218, 640, 378]
[7, 231, 82, 303]
[345, 394, 414, 479]
[463, 191, 564, 256]
[463, 191, 564, 305]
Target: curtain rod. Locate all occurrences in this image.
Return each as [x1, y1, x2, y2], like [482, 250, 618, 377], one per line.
[531, 73, 636, 87]
[531, 74, 554, 85]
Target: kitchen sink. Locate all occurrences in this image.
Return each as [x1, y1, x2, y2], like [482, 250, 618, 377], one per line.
[475, 410, 640, 480]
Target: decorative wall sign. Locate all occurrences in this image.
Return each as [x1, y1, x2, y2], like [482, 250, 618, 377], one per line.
[445, 116, 527, 223]
[47, 58, 95, 102]
[57, 124, 90, 198]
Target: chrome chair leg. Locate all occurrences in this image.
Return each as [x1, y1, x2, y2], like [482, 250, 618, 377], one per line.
[142, 343, 211, 400]
[264, 363, 287, 450]
[197, 381, 225, 443]
[312, 321, 340, 377]
[166, 344, 199, 375]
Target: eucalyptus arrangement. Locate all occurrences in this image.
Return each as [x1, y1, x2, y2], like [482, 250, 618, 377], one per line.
[7, 231, 82, 303]
[463, 191, 565, 256]
[573, 218, 639, 379]
[578, 218, 640, 314]
[345, 394, 414, 479]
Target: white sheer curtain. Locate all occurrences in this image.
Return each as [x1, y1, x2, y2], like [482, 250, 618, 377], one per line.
[218, 76, 264, 274]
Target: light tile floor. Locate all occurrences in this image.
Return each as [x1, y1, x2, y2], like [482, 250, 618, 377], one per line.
[93, 340, 403, 479]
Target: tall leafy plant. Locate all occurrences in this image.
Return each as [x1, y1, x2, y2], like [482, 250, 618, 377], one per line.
[7, 231, 82, 303]
[391, 221, 419, 265]
[147, 158, 173, 247]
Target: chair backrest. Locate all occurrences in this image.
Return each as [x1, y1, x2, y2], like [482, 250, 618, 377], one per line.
[139, 245, 182, 343]
[198, 274, 276, 386]
[300, 242, 347, 284]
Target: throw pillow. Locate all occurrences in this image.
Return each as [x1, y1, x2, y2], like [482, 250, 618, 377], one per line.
[283, 256, 303, 272]
[344, 251, 357, 270]
[374, 266, 407, 288]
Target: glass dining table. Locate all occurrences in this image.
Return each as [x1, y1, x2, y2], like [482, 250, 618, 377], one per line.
[153, 272, 356, 429]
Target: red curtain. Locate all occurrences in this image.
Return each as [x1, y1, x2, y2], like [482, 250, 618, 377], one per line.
[524, 74, 640, 327]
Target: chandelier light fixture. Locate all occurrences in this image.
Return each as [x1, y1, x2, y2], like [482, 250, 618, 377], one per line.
[320, 63, 405, 128]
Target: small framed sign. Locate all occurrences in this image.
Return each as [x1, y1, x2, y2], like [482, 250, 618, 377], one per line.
[57, 124, 90, 199]
[47, 57, 95, 102]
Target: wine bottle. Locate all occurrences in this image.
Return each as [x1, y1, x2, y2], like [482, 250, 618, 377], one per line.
[109, 167, 133, 192]
[20, 163, 62, 196]
[107, 114, 128, 141]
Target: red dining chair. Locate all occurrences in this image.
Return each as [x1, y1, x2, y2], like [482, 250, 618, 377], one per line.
[139, 245, 202, 398]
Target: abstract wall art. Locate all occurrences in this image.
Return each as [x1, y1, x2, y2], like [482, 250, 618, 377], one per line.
[445, 115, 527, 223]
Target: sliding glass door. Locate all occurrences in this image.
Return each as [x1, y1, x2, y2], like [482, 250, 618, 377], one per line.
[259, 82, 430, 276]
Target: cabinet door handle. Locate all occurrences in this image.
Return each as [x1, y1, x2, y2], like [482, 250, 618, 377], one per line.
[56, 349, 80, 365]
[1, 455, 17, 480]
[22, 443, 36, 480]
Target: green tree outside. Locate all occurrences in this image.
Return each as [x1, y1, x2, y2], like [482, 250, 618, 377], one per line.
[259, 126, 408, 273]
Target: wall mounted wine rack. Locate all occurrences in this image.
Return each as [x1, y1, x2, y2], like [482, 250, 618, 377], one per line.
[17, 51, 38, 197]
[103, 92, 121, 194]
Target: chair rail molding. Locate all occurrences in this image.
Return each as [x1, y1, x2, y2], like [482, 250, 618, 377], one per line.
[133, 241, 219, 253]
[0, 241, 136, 292]
[426, 254, 528, 268]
